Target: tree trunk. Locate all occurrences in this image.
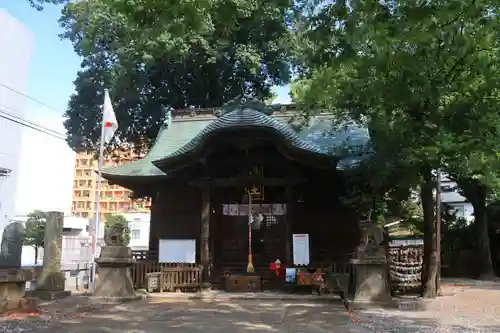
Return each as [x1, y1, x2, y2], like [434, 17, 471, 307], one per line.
[34, 246, 38, 265]
[421, 173, 438, 298]
[461, 180, 497, 279]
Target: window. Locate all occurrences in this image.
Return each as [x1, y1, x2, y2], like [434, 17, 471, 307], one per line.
[131, 229, 141, 240]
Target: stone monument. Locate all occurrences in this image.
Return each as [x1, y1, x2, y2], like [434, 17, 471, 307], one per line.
[27, 211, 71, 300]
[0, 222, 38, 313]
[94, 219, 137, 298]
[0, 222, 24, 268]
[349, 223, 396, 309]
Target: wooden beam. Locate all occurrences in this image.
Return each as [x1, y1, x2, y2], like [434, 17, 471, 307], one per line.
[189, 176, 307, 187]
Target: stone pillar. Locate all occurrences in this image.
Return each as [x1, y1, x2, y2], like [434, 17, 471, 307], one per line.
[31, 211, 70, 300]
[200, 186, 211, 288]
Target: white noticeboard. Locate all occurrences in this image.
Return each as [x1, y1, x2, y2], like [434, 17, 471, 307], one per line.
[292, 234, 310, 266]
[158, 239, 196, 263]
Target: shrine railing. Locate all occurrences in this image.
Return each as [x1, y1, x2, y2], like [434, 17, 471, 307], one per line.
[133, 262, 202, 290]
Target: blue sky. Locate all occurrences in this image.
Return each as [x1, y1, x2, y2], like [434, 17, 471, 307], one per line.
[4, 1, 290, 119]
[4, 1, 80, 113]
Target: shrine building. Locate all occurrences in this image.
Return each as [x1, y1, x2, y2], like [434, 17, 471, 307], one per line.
[101, 96, 370, 285]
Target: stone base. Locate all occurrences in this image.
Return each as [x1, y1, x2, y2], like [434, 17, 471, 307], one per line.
[347, 299, 399, 310]
[36, 271, 66, 291]
[0, 280, 40, 313]
[90, 294, 146, 302]
[0, 297, 40, 314]
[94, 266, 135, 298]
[0, 280, 25, 301]
[25, 290, 71, 301]
[352, 262, 392, 305]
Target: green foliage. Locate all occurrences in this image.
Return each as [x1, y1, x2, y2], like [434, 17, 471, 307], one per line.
[23, 210, 45, 249]
[59, 0, 296, 151]
[23, 210, 46, 264]
[293, 0, 500, 283]
[27, 0, 67, 11]
[104, 214, 130, 246]
[294, 0, 500, 182]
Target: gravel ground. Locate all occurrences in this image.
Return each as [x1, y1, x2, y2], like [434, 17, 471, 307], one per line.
[1, 280, 500, 332]
[351, 282, 500, 333]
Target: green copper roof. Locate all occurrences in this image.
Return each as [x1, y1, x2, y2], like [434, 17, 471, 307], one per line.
[102, 103, 371, 182]
[152, 108, 327, 169]
[297, 118, 371, 169]
[101, 119, 212, 178]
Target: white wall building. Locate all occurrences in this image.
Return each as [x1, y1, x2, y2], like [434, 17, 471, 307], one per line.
[19, 215, 102, 266]
[14, 110, 76, 216]
[122, 212, 150, 251]
[440, 176, 474, 224]
[0, 10, 34, 233]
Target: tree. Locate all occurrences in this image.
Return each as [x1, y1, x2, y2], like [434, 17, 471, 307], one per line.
[58, 0, 296, 151]
[441, 79, 500, 279]
[27, 0, 66, 11]
[104, 214, 130, 246]
[293, 0, 500, 296]
[23, 210, 46, 265]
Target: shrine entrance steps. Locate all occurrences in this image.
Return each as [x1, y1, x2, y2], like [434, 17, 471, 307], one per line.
[147, 290, 345, 303]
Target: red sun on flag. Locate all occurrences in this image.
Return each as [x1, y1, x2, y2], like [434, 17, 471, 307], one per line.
[104, 121, 114, 128]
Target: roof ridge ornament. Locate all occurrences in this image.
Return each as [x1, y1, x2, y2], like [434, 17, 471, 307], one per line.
[220, 94, 273, 116]
[160, 107, 174, 130]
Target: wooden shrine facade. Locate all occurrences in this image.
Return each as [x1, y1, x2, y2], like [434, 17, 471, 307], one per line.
[146, 140, 360, 282]
[101, 96, 368, 285]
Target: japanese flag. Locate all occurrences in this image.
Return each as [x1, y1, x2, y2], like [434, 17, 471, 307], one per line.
[102, 90, 118, 144]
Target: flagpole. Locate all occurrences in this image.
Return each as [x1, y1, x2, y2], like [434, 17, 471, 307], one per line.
[90, 90, 108, 294]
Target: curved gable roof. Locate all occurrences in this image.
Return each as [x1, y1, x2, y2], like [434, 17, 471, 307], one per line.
[152, 108, 328, 169]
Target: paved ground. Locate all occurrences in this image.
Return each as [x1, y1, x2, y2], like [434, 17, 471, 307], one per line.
[2, 279, 500, 332]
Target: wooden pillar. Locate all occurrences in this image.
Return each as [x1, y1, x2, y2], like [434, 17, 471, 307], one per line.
[148, 191, 159, 256]
[285, 186, 293, 265]
[201, 186, 211, 285]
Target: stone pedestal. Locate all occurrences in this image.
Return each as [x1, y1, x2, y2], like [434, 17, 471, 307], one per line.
[350, 253, 396, 309]
[28, 212, 70, 300]
[0, 269, 39, 313]
[94, 246, 137, 299]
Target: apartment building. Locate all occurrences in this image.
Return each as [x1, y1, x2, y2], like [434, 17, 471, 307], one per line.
[72, 148, 150, 219]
